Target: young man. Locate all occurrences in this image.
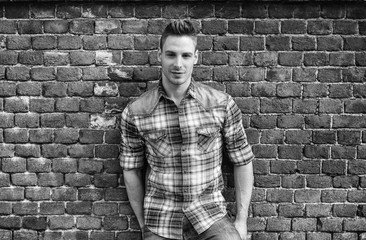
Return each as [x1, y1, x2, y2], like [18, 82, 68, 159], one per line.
[120, 20, 254, 240]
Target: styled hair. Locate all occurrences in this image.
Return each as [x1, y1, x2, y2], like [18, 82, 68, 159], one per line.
[159, 19, 198, 50]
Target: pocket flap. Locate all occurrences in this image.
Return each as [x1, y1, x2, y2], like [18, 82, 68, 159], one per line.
[197, 126, 220, 137]
[144, 130, 167, 141]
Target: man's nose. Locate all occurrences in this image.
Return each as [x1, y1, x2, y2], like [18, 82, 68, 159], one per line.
[174, 56, 183, 68]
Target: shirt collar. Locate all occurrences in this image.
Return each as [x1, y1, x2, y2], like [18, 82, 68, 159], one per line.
[157, 78, 198, 101]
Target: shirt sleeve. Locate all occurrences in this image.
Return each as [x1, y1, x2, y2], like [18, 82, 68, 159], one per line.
[119, 105, 146, 170]
[223, 96, 255, 166]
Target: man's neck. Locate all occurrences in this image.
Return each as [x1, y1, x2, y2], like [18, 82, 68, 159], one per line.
[162, 78, 191, 106]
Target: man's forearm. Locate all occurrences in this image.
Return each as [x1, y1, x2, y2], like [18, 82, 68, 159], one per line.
[234, 162, 254, 221]
[123, 169, 145, 229]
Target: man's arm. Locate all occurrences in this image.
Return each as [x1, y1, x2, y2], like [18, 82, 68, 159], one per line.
[233, 161, 254, 240]
[123, 169, 145, 230]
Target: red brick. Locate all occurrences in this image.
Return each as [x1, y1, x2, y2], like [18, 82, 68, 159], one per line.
[229, 52, 252, 66]
[306, 175, 332, 188]
[76, 216, 102, 230]
[58, 35, 82, 50]
[278, 146, 302, 160]
[278, 204, 304, 217]
[18, 20, 43, 34]
[49, 216, 74, 230]
[253, 203, 277, 217]
[0, 216, 21, 229]
[22, 216, 47, 231]
[15, 144, 41, 158]
[70, 20, 94, 35]
[27, 158, 52, 173]
[293, 68, 316, 82]
[266, 36, 291, 51]
[280, 232, 306, 240]
[255, 20, 280, 34]
[52, 187, 77, 201]
[44, 52, 69, 66]
[67, 82, 94, 97]
[294, 190, 321, 203]
[348, 189, 366, 203]
[104, 216, 129, 231]
[13, 202, 38, 215]
[122, 19, 148, 34]
[17, 82, 42, 96]
[38, 173, 63, 187]
[25, 187, 51, 200]
[65, 114, 89, 128]
[202, 19, 227, 35]
[0, 20, 17, 34]
[0, 51, 18, 65]
[41, 144, 67, 158]
[254, 52, 277, 67]
[0, 172, 11, 187]
[30, 67, 56, 81]
[281, 20, 306, 34]
[65, 173, 92, 187]
[53, 158, 77, 173]
[267, 218, 291, 232]
[228, 20, 254, 34]
[292, 36, 316, 50]
[66, 202, 92, 215]
[343, 68, 366, 82]
[313, 130, 337, 144]
[32, 36, 56, 50]
[70, 51, 95, 66]
[82, 4, 107, 18]
[304, 52, 328, 66]
[135, 4, 161, 18]
[108, 4, 134, 18]
[277, 83, 301, 98]
[56, 4, 81, 18]
[261, 99, 292, 113]
[344, 218, 366, 231]
[333, 204, 357, 217]
[2, 157, 26, 173]
[108, 35, 133, 50]
[306, 204, 332, 217]
[213, 36, 239, 51]
[322, 190, 347, 203]
[292, 218, 317, 231]
[267, 189, 293, 203]
[6, 66, 31, 81]
[4, 97, 29, 113]
[254, 175, 281, 188]
[40, 202, 65, 215]
[303, 83, 327, 98]
[317, 36, 342, 51]
[40, 113, 65, 128]
[0, 187, 24, 201]
[4, 129, 28, 143]
[68, 144, 94, 158]
[83, 36, 107, 50]
[0, 82, 16, 97]
[44, 20, 69, 34]
[333, 175, 359, 188]
[55, 98, 80, 112]
[95, 19, 121, 34]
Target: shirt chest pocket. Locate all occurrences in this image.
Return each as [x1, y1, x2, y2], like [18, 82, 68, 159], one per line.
[144, 130, 171, 157]
[197, 126, 221, 153]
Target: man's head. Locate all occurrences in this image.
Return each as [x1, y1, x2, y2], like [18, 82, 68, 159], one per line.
[158, 20, 199, 89]
[159, 19, 198, 51]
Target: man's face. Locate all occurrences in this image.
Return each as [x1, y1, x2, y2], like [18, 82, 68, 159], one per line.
[158, 35, 198, 88]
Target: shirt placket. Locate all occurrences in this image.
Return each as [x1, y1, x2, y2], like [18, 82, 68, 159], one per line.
[177, 99, 191, 203]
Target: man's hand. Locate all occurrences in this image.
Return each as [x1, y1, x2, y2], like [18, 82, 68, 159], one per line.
[234, 219, 248, 240]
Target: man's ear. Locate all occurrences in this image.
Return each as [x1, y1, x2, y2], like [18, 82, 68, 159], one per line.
[194, 49, 198, 64]
[158, 48, 162, 62]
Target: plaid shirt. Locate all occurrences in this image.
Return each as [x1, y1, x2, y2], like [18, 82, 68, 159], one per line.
[120, 80, 254, 239]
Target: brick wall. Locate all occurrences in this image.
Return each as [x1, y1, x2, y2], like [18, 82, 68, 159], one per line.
[0, 1, 365, 239]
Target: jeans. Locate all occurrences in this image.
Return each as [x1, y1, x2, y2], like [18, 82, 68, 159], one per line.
[143, 215, 241, 240]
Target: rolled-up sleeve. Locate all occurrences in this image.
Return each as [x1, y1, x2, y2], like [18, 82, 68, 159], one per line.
[223, 97, 254, 166]
[119, 106, 145, 170]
